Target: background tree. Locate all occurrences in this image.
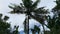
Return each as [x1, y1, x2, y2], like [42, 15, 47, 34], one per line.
[0, 14, 19, 34]
[51, 0, 60, 34]
[44, 0, 60, 34]
[0, 14, 11, 34]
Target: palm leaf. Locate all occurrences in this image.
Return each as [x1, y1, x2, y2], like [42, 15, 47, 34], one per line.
[22, 0, 32, 8]
[9, 4, 26, 14]
[34, 7, 49, 14]
[9, 5, 14, 9]
[31, 0, 40, 9]
[30, 14, 44, 24]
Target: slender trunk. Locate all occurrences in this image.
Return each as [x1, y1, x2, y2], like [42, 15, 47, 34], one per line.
[42, 24, 45, 34]
[24, 15, 29, 34]
[24, 17, 27, 34]
[26, 15, 29, 34]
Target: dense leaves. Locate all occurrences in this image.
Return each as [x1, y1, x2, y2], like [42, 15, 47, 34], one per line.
[0, 14, 10, 34]
[0, 14, 19, 34]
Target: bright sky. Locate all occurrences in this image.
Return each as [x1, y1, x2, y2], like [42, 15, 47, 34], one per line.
[0, 0, 56, 31]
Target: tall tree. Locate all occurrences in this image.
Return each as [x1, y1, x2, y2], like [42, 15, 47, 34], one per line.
[9, 0, 49, 34]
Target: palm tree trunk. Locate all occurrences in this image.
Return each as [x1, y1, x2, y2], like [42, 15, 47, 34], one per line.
[24, 15, 29, 34]
[24, 17, 27, 34]
[26, 15, 29, 34]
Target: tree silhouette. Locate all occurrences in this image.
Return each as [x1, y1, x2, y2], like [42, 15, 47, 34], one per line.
[0, 14, 10, 34]
[0, 14, 19, 34]
[51, 0, 60, 34]
[9, 0, 49, 34]
[44, 0, 60, 34]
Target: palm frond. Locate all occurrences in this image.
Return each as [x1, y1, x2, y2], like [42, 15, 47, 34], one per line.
[9, 4, 26, 14]
[31, 0, 40, 9]
[22, 0, 32, 8]
[30, 14, 44, 24]
[9, 3, 19, 9]
[34, 7, 49, 14]
[9, 5, 14, 9]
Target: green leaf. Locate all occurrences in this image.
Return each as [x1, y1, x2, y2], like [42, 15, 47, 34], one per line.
[31, 0, 40, 9]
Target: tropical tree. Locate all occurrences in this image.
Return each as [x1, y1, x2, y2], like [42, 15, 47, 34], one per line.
[0, 14, 19, 34]
[46, 15, 56, 34]
[0, 14, 11, 34]
[9, 0, 49, 34]
[51, 0, 60, 34]
[44, 0, 60, 34]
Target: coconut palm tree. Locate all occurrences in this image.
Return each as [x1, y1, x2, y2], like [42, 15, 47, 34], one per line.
[9, 0, 49, 34]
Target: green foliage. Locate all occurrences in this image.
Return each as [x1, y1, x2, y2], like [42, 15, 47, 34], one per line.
[34, 25, 40, 32]
[22, 0, 32, 8]
[0, 14, 10, 34]
[53, 0, 60, 11]
[31, 25, 40, 34]
[0, 14, 19, 34]
[45, 0, 60, 34]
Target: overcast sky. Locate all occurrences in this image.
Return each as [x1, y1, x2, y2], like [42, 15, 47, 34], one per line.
[0, 0, 56, 31]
